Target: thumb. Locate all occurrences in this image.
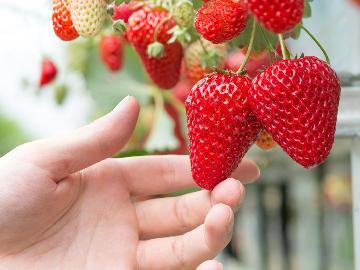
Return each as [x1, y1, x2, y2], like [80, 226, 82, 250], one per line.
[11, 96, 139, 181]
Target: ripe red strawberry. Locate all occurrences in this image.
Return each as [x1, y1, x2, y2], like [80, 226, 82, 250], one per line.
[112, 2, 139, 23]
[99, 34, 123, 72]
[186, 73, 262, 190]
[256, 130, 276, 151]
[184, 40, 227, 84]
[195, 0, 248, 44]
[39, 59, 58, 87]
[245, 0, 304, 33]
[249, 56, 341, 168]
[225, 49, 270, 79]
[52, 0, 79, 41]
[127, 8, 183, 89]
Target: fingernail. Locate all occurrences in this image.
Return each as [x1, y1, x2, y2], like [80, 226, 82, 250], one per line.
[234, 184, 246, 212]
[226, 207, 234, 238]
[215, 262, 223, 270]
[255, 165, 261, 179]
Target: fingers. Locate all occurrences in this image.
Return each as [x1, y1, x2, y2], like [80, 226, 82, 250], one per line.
[10, 97, 139, 181]
[109, 155, 259, 196]
[136, 204, 234, 270]
[136, 178, 245, 239]
[197, 260, 223, 270]
[232, 159, 260, 184]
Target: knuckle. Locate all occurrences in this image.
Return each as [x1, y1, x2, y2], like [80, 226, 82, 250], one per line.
[161, 157, 177, 186]
[136, 246, 146, 270]
[172, 236, 186, 268]
[174, 197, 192, 230]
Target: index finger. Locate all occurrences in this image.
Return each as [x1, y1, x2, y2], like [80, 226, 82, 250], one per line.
[109, 155, 260, 195]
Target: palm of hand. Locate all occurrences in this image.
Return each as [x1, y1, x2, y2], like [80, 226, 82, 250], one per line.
[0, 97, 259, 270]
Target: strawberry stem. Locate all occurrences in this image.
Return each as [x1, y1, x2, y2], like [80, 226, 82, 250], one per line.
[300, 25, 330, 64]
[278, 34, 290, 60]
[236, 18, 257, 74]
[198, 38, 209, 56]
[259, 26, 275, 64]
[149, 86, 165, 133]
[163, 91, 186, 114]
[154, 15, 172, 42]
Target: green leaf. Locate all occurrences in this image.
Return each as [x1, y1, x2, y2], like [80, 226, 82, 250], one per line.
[303, 0, 312, 18]
[288, 24, 302, 40]
[200, 49, 220, 69]
[115, 0, 125, 5]
[144, 106, 179, 152]
[231, 16, 278, 52]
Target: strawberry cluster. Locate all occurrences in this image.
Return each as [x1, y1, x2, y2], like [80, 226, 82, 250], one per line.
[52, 0, 107, 41]
[51, 0, 342, 191]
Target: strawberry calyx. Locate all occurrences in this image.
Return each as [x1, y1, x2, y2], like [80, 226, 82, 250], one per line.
[147, 41, 165, 58]
[113, 19, 127, 33]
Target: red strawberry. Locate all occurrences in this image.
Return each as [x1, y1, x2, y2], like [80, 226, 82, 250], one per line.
[39, 59, 58, 87]
[52, 0, 79, 41]
[245, 0, 304, 33]
[256, 130, 276, 151]
[112, 2, 139, 23]
[195, 0, 248, 44]
[225, 49, 270, 78]
[186, 73, 262, 190]
[99, 34, 124, 72]
[249, 56, 341, 168]
[127, 8, 183, 89]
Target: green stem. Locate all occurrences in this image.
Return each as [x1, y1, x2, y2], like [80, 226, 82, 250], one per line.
[149, 87, 165, 132]
[300, 25, 330, 64]
[198, 38, 209, 56]
[236, 19, 257, 74]
[163, 91, 186, 115]
[259, 25, 274, 64]
[278, 34, 290, 60]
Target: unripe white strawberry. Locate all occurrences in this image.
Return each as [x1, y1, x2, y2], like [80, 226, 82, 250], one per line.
[70, 0, 107, 38]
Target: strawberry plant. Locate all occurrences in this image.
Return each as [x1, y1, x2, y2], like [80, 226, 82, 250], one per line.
[48, 0, 341, 190]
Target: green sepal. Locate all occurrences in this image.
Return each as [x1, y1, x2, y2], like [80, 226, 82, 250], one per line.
[147, 41, 165, 58]
[113, 20, 127, 33]
[200, 49, 220, 69]
[168, 25, 192, 44]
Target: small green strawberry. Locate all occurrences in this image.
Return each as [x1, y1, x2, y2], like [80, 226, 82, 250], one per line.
[70, 0, 107, 38]
[173, 0, 195, 28]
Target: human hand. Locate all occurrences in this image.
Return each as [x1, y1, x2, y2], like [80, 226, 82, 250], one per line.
[0, 97, 260, 270]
